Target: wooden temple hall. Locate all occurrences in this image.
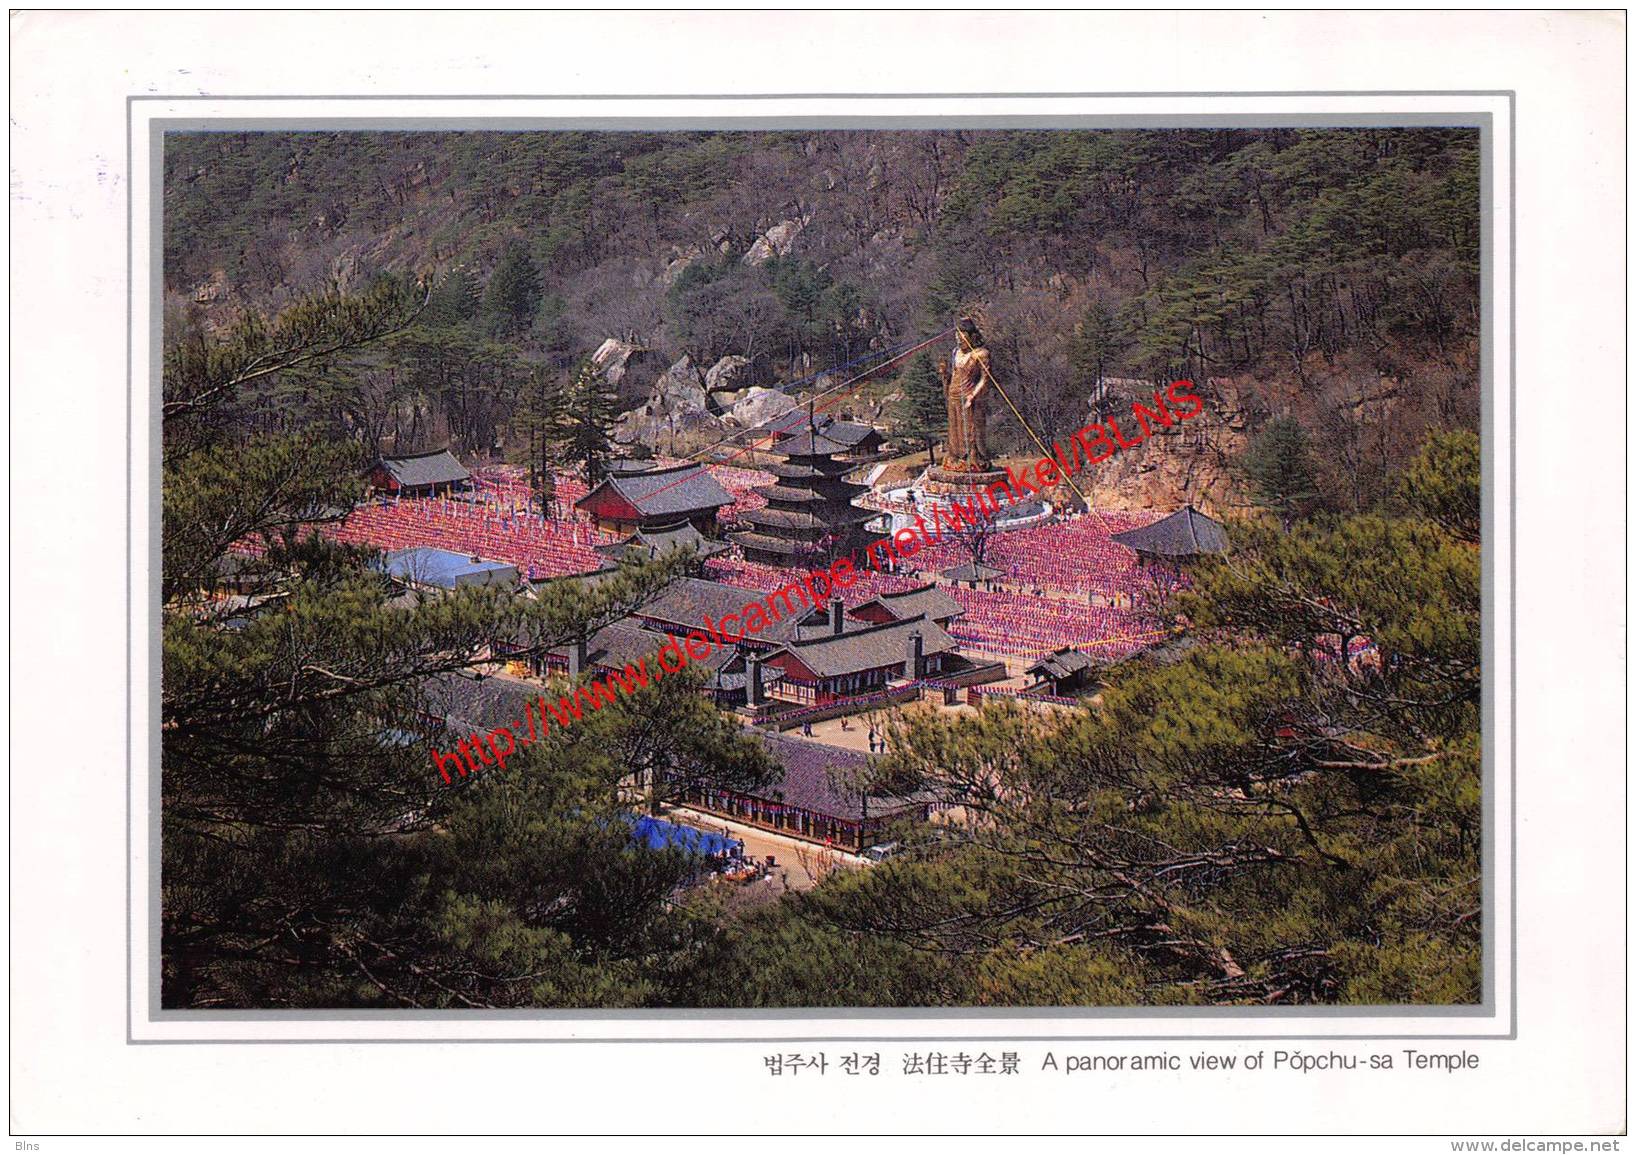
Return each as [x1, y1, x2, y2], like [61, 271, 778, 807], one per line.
[368, 448, 472, 499]
[681, 731, 932, 851]
[575, 461, 735, 537]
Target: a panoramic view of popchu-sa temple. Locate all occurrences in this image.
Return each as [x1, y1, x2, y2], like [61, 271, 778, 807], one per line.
[161, 127, 1481, 1010]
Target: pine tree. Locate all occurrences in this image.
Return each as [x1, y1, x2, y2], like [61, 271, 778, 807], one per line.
[1069, 300, 1128, 397]
[1240, 414, 1321, 528]
[709, 439, 1482, 1007]
[1399, 428, 1479, 543]
[423, 266, 480, 329]
[544, 360, 620, 486]
[892, 352, 947, 463]
[161, 285, 725, 1009]
[482, 242, 543, 338]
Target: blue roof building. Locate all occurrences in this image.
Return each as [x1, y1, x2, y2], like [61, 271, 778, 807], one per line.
[382, 547, 519, 591]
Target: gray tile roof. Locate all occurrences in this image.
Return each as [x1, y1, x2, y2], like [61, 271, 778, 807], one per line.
[1112, 632, 1201, 668]
[699, 648, 786, 692]
[752, 413, 882, 448]
[579, 463, 734, 519]
[755, 732, 922, 822]
[1026, 645, 1099, 681]
[810, 419, 883, 450]
[1110, 505, 1228, 558]
[856, 583, 964, 623]
[379, 448, 470, 489]
[595, 520, 731, 561]
[726, 530, 824, 558]
[775, 430, 857, 458]
[763, 460, 834, 480]
[739, 505, 875, 531]
[766, 613, 958, 678]
[547, 620, 672, 671]
[418, 670, 922, 824]
[421, 671, 538, 734]
[751, 483, 825, 504]
[634, 576, 816, 643]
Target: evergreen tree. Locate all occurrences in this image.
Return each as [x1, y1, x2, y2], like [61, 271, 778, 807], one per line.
[1241, 415, 1321, 528]
[423, 266, 481, 329]
[1068, 300, 1128, 397]
[1399, 428, 1480, 543]
[543, 360, 620, 486]
[892, 352, 947, 463]
[482, 242, 543, 338]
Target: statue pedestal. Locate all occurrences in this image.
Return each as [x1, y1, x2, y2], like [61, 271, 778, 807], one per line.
[923, 465, 1008, 496]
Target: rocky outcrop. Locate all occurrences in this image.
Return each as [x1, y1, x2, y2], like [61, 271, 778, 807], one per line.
[613, 354, 727, 447]
[661, 250, 703, 288]
[330, 252, 360, 293]
[1080, 377, 1250, 513]
[654, 355, 708, 410]
[729, 386, 797, 430]
[741, 218, 804, 267]
[660, 232, 733, 287]
[591, 338, 663, 406]
[704, 355, 754, 394]
[192, 269, 228, 304]
[590, 339, 650, 388]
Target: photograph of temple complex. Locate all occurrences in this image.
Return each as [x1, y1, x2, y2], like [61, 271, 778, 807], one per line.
[161, 126, 1482, 1009]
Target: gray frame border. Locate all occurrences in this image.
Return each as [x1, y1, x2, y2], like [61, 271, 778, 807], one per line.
[129, 93, 1515, 1044]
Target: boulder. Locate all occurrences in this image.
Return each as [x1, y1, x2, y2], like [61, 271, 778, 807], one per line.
[654, 355, 709, 412]
[661, 245, 707, 288]
[612, 354, 726, 448]
[704, 355, 753, 394]
[590, 338, 647, 388]
[613, 404, 728, 448]
[731, 386, 798, 430]
[741, 218, 805, 267]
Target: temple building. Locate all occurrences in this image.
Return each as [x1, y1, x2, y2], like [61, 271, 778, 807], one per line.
[368, 448, 471, 499]
[628, 576, 816, 650]
[759, 613, 958, 706]
[731, 417, 884, 566]
[1024, 645, 1101, 697]
[530, 619, 783, 709]
[681, 731, 932, 852]
[939, 560, 1004, 590]
[849, 583, 964, 632]
[593, 519, 730, 570]
[750, 413, 886, 458]
[1110, 504, 1229, 563]
[575, 462, 734, 537]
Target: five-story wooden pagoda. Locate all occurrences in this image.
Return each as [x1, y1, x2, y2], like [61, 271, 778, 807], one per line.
[731, 411, 884, 567]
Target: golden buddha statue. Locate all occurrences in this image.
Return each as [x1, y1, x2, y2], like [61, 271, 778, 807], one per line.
[941, 318, 993, 471]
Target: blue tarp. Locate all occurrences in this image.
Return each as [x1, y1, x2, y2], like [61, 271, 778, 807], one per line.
[628, 815, 742, 858]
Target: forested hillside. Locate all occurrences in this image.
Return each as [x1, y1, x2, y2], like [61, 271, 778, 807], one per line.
[165, 128, 1479, 513]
